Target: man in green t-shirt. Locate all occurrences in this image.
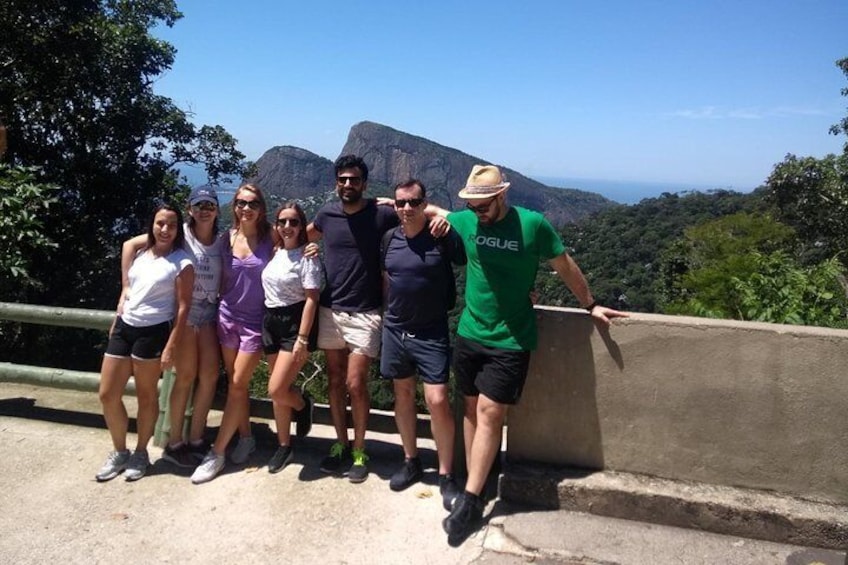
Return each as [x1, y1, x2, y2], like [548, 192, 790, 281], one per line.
[436, 165, 628, 542]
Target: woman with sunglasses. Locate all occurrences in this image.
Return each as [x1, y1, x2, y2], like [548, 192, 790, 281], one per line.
[120, 187, 226, 468]
[192, 183, 274, 484]
[97, 203, 194, 481]
[259, 202, 320, 473]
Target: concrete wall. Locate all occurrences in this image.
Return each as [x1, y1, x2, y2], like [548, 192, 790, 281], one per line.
[507, 307, 848, 506]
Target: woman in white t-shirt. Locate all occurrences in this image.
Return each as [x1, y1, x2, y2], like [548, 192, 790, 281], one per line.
[120, 186, 227, 469]
[96, 203, 194, 482]
[259, 202, 322, 473]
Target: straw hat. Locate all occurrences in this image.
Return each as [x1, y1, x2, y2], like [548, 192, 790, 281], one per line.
[458, 165, 511, 200]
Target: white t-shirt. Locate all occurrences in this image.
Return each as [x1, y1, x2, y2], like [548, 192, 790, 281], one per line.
[122, 248, 194, 327]
[262, 246, 322, 308]
[184, 223, 223, 304]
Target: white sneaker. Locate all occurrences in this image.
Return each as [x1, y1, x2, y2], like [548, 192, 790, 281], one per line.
[95, 450, 131, 482]
[229, 435, 256, 464]
[191, 451, 225, 484]
[124, 450, 150, 482]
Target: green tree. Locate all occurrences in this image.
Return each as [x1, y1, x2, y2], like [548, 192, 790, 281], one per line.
[659, 213, 847, 327]
[0, 164, 58, 298]
[766, 57, 848, 266]
[0, 0, 250, 369]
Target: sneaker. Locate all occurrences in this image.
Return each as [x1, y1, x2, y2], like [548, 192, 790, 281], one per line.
[319, 442, 351, 474]
[348, 447, 369, 484]
[295, 391, 314, 438]
[124, 450, 150, 482]
[442, 492, 485, 541]
[162, 442, 197, 468]
[439, 473, 461, 511]
[187, 439, 211, 462]
[191, 451, 225, 484]
[229, 435, 256, 464]
[95, 449, 130, 482]
[268, 445, 294, 474]
[389, 457, 423, 491]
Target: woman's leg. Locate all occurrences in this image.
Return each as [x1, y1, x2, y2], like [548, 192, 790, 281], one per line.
[131, 358, 163, 452]
[98, 356, 133, 451]
[169, 327, 198, 445]
[267, 350, 307, 446]
[211, 347, 262, 456]
[189, 324, 220, 442]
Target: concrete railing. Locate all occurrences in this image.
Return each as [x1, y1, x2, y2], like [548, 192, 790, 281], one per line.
[508, 307, 848, 507]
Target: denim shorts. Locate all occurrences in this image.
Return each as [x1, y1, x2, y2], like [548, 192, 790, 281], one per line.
[379, 324, 450, 385]
[188, 299, 218, 327]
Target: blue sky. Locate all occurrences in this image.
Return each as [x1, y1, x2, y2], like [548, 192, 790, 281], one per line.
[154, 1, 847, 196]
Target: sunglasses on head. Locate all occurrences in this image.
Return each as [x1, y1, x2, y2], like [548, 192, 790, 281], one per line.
[465, 198, 496, 214]
[191, 201, 217, 212]
[395, 198, 424, 209]
[276, 217, 301, 228]
[336, 176, 363, 187]
[235, 199, 261, 210]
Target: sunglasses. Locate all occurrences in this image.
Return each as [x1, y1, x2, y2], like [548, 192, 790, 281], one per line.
[465, 198, 496, 214]
[276, 217, 301, 228]
[395, 198, 424, 209]
[336, 176, 363, 187]
[191, 202, 217, 212]
[235, 199, 261, 210]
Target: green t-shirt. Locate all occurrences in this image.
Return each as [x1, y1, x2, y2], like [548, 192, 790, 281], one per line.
[448, 206, 566, 351]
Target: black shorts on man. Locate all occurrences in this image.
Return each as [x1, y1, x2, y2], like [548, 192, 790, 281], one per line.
[105, 317, 171, 360]
[452, 335, 531, 405]
[380, 323, 450, 385]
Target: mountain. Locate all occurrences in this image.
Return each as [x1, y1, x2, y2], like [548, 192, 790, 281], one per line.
[249, 145, 335, 201]
[251, 121, 617, 226]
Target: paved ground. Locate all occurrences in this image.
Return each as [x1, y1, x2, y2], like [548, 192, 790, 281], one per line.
[1, 382, 844, 565]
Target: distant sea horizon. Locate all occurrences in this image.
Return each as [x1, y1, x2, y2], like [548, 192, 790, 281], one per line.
[532, 175, 756, 205]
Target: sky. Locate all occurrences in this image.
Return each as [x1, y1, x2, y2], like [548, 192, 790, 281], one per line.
[153, 1, 848, 200]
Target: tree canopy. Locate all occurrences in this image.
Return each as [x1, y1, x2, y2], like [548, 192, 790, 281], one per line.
[0, 0, 250, 368]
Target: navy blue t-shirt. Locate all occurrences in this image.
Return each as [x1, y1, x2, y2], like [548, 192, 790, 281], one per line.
[314, 199, 399, 312]
[382, 225, 466, 331]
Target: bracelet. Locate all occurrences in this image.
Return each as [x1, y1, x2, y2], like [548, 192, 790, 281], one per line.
[296, 336, 309, 346]
[583, 300, 600, 312]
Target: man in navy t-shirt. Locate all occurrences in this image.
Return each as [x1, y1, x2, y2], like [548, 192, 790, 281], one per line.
[380, 179, 465, 510]
[307, 155, 399, 483]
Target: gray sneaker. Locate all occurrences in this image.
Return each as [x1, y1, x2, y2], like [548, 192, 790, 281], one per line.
[191, 451, 225, 484]
[229, 435, 256, 464]
[124, 450, 150, 482]
[95, 450, 131, 482]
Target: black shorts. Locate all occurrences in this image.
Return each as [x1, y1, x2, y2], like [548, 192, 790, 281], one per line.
[105, 317, 172, 361]
[452, 335, 531, 405]
[262, 301, 318, 355]
[379, 324, 450, 385]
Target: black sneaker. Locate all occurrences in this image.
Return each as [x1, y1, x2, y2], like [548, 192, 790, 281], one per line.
[442, 492, 484, 542]
[162, 442, 197, 468]
[348, 447, 369, 483]
[439, 473, 461, 511]
[187, 439, 211, 462]
[389, 457, 423, 491]
[320, 442, 351, 474]
[295, 391, 314, 438]
[268, 445, 294, 474]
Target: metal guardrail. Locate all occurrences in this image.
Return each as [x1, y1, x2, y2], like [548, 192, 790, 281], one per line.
[0, 301, 434, 441]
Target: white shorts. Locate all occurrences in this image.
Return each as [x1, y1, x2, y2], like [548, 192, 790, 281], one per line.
[317, 307, 382, 358]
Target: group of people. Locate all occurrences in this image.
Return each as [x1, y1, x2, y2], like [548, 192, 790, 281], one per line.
[95, 154, 627, 542]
